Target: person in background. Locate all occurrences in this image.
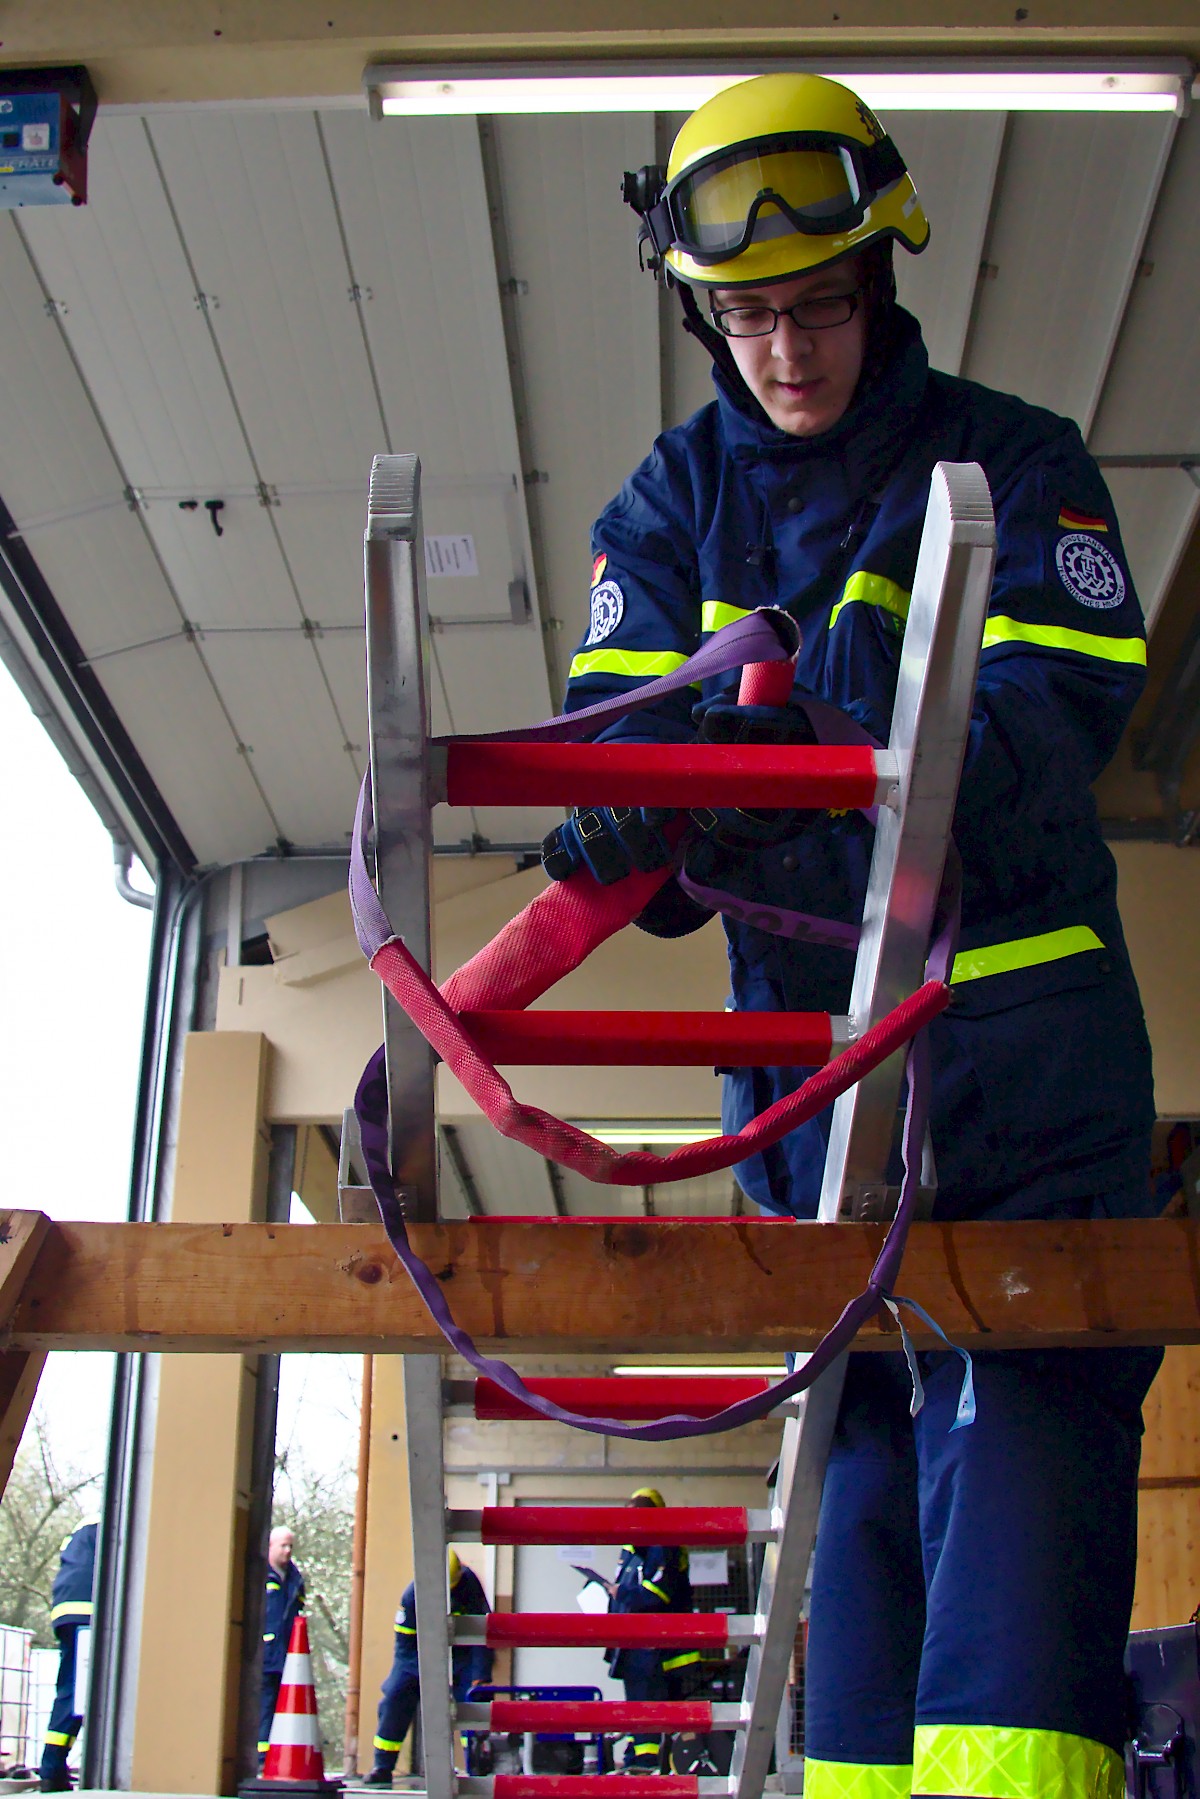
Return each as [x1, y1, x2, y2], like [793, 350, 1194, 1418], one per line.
[362, 1550, 493, 1785]
[604, 1488, 696, 1773]
[259, 1525, 305, 1758]
[39, 1517, 97, 1793]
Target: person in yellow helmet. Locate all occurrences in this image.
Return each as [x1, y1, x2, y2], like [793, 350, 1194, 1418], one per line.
[600, 1487, 696, 1772]
[363, 1550, 492, 1785]
[543, 71, 1162, 1799]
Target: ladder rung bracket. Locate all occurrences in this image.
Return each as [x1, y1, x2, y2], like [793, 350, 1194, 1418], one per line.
[475, 1505, 752, 1547]
[469, 1375, 774, 1422]
[457, 1011, 838, 1067]
[467, 1613, 751, 1649]
[438, 741, 885, 810]
[485, 1700, 720, 1731]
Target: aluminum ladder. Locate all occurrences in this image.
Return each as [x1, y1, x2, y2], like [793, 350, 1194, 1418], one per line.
[355, 450, 997, 1799]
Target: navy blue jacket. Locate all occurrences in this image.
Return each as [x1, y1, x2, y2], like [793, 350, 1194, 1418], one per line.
[568, 311, 1155, 1222]
[393, 1568, 493, 1694]
[263, 1559, 305, 1674]
[50, 1521, 97, 1630]
[608, 1543, 696, 1682]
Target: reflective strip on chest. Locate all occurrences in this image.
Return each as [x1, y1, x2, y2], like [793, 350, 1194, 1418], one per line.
[830, 570, 911, 632]
[950, 924, 1104, 986]
[568, 647, 691, 681]
[982, 615, 1145, 666]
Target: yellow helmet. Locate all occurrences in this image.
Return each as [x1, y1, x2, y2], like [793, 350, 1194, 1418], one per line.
[448, 1548, 462, 1585]
[631, 1487, 666, 1507]
[625, 73, 929, 291]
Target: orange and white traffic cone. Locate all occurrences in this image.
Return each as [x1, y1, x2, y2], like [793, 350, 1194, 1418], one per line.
[240, 1616, 342, 1797]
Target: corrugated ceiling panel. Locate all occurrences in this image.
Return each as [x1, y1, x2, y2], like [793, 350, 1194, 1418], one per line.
[1090, 107, 1200, 456]
[488, 115, 661, 655]
[442, 1123, 556, 1217]
[18, 117, 260, 493]
[894, 113, 1004, 377]
[1103, 467, 1199, 634]
[964, 112, 1175, 431]
[19, 507, 181, 658]
[145, 111, 385, 484]
[95, 638, 275, 863]
[0, 216, 130, 520]
[430, 627, 562, 846]
[126, 496, 308, 630]
[262, 490, 364, 628]
[197, 631, 359, 846]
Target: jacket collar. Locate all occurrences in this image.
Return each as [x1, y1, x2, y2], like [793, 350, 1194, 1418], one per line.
[714, 307, 930, 492]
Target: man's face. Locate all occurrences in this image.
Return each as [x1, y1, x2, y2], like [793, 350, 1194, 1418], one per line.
[270, 1529, 294, 1569]
[713, 263, 866, 438]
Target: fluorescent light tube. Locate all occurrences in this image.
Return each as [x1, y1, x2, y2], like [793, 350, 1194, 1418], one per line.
[366, 60, 1189, 118]
[611, 1364, 788, 1376]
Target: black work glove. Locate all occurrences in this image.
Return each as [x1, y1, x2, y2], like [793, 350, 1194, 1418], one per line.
[688, 692, 820, 848]
[541, 805, 676, 886]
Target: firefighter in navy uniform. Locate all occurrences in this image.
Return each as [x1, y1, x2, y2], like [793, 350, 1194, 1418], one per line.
[39, 1518, 97, 1793]
[363, 1550, 493, 1785]
[543, 72, 1164, 1799]
[259, 1526, 306, 1757]
[604, 1489, 697, 1773]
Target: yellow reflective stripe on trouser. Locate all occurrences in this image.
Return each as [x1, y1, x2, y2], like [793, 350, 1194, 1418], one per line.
[982, 614, 1146, 666]
[950, 924, 1103, 986]
[803, 1759, 912, 1798]
[395, 1623, 417, 1633]
[568, 647, 690, 681]
[912, 1723, 1124, 1797]
[641, 1579, 669, 1602]
[701, 600, 752, 633]
[661, 1649, 701, 1671]
[830, 570, 911, 633]
[43, 1732, 74, 1749]
[374, 1736, 405, 1752]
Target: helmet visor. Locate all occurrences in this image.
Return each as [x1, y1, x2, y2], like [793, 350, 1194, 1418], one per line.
[669, 133, 891, 263]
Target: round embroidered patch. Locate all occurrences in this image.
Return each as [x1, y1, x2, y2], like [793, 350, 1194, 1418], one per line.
[586, 579, 624, 644]
[1055, 533, 1126, 610]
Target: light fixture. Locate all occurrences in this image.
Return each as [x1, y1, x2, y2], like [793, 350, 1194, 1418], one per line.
[611, 1364, 788, 1377]
[575, 1121, 719, 1147]
[365, 58, 1191, 118]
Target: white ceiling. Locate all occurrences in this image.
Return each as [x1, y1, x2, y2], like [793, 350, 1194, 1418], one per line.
[0, 95, 1196, 871]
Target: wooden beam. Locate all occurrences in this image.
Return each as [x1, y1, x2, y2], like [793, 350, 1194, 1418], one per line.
[0, 1212, 55, 1499]
[9, 1215, 1200, 1355]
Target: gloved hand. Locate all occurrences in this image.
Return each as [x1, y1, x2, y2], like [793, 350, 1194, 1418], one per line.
[541, 805, 676, 886]
[688, 691, 819, 847]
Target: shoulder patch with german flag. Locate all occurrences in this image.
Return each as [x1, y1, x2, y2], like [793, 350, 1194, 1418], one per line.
[1058, 504, 1107, 533]
[591, 553, 608, 587]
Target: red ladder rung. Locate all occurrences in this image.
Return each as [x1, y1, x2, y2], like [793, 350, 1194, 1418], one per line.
[489, 1700, 715, 1732]
[481, 1506, 748, 1547]
[442, 741, 880, 809]
[485, 1614, 730, 1649]
[493, 1780, 700, 1799]
[458, 1010, 832, 1066]
[474, 1376, 771, 1422]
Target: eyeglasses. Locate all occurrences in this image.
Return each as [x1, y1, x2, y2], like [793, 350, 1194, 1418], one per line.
[711, 290, 860, 338]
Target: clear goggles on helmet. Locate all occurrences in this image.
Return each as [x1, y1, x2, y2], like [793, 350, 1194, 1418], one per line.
[634, 130, 907, 268]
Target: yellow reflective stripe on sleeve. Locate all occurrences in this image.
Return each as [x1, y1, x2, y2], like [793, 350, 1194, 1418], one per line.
[258, 1742, 271, 1754]
[951, 924, 1103, 986]
[374, 1737, 405, 1752]
[912, 1723, 1124, 1798]
[803, 1758, 913, 1798]
[568, 648, 690, 681]
[661, 1650, 702, 1671]
[50, 1600, 94, 1622]
[830, 570, 911, 633]
[641, 1579, 669, 1602]
[701, 600, 752, 633]
[395, 1623, 417, 1634]
[982, 614, 1146, 666]
[263, 1632, 275, 1642]
[43, 1733, 74, 1749]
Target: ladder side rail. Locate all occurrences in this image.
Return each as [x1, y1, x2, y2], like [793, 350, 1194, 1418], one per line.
[364, 452, 439, 1223]
[817, 460, 997, 1225]
[404, 1354, 458, 1799]
[733, 463, 997, 1799]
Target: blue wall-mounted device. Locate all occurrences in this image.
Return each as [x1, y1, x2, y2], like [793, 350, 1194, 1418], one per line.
[0, 66, 96, 208]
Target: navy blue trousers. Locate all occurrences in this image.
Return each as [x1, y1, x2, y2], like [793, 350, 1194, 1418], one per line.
[372, 1647, 493, 1768]
[39, 1623, 82, 1782]
[805, 1346, 1161, 1771]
